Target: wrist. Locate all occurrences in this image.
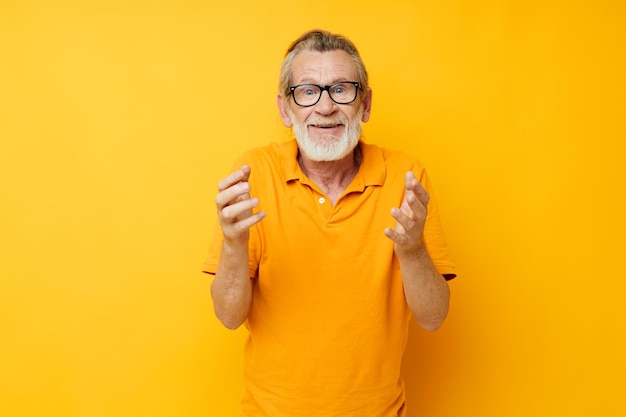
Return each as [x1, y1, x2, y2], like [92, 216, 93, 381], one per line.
[395, 239, 427, 260]
[221, 237, 249, 255]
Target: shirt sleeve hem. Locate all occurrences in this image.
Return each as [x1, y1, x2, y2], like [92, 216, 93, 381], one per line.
[435, 263, 457, 280]
[201, 262, 257, 279]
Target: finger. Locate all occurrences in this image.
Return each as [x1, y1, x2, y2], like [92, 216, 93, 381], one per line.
[391, 207, 416, 233]
[414, 184, 429, 207]
[217, 165, 251, 192]
[384, 227, 409, 245]
[404, 171, 429, 207]
[219, 197, 259, 223]
[400, 191, 428, 223]
[221, 210, 266, 244]
[216, 181, 251, 210]
[230, 211, 266, 231]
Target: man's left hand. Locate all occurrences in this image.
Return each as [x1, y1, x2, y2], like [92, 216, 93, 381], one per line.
[384, 171, 429, 257]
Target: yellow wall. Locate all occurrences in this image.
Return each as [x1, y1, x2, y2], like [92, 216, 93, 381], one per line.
[1, 1, 624, 416]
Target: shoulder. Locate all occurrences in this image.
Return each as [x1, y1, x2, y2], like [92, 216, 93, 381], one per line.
[235, 142, 279, 163]
[233, 141, 295, 168]
[360, 141, 427, 179]
[232, 140, 299, 185]
[362, 141, 424, 164]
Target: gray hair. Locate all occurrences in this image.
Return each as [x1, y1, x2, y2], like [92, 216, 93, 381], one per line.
[278, 29, 370, 99]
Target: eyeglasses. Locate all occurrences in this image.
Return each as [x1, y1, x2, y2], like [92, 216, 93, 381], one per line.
[289, 82, 360, 107]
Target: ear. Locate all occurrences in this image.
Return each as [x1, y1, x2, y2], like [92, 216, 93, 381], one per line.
[277, 94, 293, 127]
[360, 88, 372, 123]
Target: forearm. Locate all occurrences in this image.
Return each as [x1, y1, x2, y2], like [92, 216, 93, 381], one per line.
[210, 241, 253, 329]
[398, 245, 450, 331]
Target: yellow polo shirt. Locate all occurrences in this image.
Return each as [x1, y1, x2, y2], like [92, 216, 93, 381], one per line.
[204, 140, 456, 417]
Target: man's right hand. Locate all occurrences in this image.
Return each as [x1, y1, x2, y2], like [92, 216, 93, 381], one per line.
[215, 165, 266, 247]
[211, 165, 264, 329]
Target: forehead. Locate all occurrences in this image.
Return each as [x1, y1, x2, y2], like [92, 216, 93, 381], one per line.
[290, 50, 357, 84]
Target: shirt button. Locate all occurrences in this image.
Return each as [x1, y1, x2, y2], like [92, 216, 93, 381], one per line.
[318, 197, 325, 204]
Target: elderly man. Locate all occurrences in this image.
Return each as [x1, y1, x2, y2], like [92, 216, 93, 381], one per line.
[204, 29, 456, 417]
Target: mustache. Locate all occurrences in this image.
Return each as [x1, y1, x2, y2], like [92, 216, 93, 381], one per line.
[304, 115, 349, 126]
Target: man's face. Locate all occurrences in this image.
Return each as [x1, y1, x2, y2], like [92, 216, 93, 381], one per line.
[278, 50, 372, 162]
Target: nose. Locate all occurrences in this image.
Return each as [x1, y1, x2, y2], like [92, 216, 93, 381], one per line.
[314, 90, 337, 115]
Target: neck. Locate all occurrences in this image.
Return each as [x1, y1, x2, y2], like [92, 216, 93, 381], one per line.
[298, 145, 361, 204]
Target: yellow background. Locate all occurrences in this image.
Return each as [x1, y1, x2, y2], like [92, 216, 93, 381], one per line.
[1, 1, 625, 416]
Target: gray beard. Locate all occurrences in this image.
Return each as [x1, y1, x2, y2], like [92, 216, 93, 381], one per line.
[289, 107, 363, 162]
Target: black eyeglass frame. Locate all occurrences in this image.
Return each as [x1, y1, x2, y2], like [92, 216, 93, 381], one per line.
[289, 82, 360, 107]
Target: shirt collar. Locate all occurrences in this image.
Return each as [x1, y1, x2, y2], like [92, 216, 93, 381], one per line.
[279, 139, 386, 189]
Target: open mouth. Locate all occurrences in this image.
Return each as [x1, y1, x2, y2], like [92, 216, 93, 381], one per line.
[310, 123, 343, 129]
